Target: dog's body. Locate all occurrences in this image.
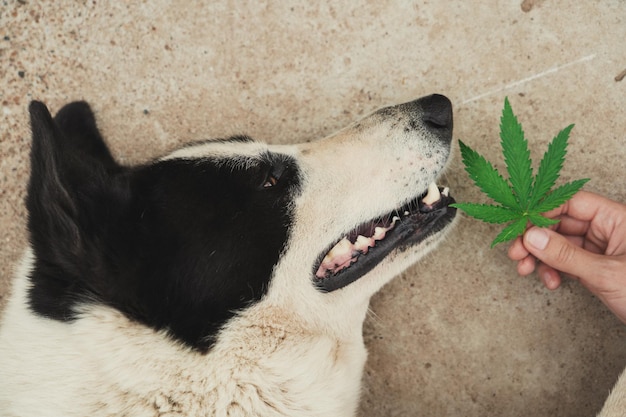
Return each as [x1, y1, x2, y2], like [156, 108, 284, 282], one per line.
[0, 95, 456, 416]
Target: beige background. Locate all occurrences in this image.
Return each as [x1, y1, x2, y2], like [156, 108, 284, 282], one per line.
[1, 1, 626, 416]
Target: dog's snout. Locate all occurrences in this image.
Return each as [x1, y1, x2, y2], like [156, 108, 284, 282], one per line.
[420, 94, 453, 132]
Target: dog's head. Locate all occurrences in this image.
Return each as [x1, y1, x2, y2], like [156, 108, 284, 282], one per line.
[26, 95, 456, 351]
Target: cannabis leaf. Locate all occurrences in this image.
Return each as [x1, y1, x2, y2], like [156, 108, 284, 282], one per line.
[450, 97, 590, 247]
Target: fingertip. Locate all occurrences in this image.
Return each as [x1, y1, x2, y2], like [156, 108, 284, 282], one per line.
[524, 227, 550, 251]
[516, 255, 535, 276]
[525, 225, 597, 282]
[539, 268, 562, 290]
[508, 236, 529, 261]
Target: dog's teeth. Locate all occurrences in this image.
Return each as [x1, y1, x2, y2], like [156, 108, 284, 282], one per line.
[404, 210, 410, 216]
[326, 238, 354, 265]
[422, 182, 441, 205]
[373, 227, 387, 240]
[442, 187, 450, 197]
[355, 235, 375, 253]
[371, 217, 399, 241]
[328, 238, 352, 257]
[317, 214, 404, 280]
[316, 238, 356, 278]
[355, 235, 374, 246]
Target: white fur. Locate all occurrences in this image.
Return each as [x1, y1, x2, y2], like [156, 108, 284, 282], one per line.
[597, 368, 626, 417]
[0, 103, 454, 416]
[1, 259, 367, 416]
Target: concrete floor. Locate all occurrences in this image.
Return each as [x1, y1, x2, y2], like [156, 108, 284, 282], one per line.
[2, 1, 626, 416]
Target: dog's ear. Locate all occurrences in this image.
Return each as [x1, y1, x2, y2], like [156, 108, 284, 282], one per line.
[28, 101, 80, 256]
[27, 101, 124, 274]
[53, 101, 119, 172]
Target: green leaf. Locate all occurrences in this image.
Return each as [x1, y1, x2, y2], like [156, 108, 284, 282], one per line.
[529, 124, 574, 207]
[534, 178, 590, 213]
[453, 97, 590, 248]
[527, 213, 560, 228]
[490, 217, 527, 248]
[449, 203, 521, 224]
[458, 140, 519, 209]
[500, 97, 533, 209]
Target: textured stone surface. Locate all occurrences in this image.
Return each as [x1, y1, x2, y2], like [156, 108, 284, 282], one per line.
[1, 1, 625, 416]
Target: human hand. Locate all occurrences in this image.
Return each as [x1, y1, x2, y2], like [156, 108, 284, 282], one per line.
[508, 191, 626, 324]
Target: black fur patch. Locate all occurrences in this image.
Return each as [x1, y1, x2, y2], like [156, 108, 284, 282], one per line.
[26, 101, 300, 352]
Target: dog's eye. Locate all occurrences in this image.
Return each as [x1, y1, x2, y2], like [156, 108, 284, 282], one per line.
[259, 156, 288, 190]
[263, 175, 278, 188]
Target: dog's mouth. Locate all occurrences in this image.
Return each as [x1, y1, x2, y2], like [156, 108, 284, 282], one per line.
[313, 183, 456, 292]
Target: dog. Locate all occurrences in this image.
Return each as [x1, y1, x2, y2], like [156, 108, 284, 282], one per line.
[0, 94, 456, 416]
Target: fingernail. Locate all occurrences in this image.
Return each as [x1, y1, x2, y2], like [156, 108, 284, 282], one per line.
[526, 228, 549, 250]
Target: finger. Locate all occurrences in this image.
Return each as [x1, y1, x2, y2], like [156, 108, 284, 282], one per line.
[582, 239, 605, 254]
[508, 236, 529, 261]
[523, 226, 605, 284]
[542, 191, 604, 222]
[516, 255, 536, 276]
[559, 233, 605, 255]
[555, 192, 626, 254]
[536, 263, 563, 290]
[553, 215, 590, 237]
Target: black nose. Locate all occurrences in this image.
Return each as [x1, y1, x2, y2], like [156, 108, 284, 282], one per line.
[420, 94, 453, 131]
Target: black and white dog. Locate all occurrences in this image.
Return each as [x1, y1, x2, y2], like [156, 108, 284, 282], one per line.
[0, 94, 456, 416]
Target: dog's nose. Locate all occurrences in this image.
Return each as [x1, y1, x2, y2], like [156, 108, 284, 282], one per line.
[420, 94, 452, 129]
[420, 94, 453, 132]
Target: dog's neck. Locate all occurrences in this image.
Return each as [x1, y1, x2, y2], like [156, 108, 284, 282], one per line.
[69, 299, 368, 416]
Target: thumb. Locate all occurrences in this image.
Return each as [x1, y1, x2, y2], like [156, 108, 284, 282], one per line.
[523, 226, 602, 283]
